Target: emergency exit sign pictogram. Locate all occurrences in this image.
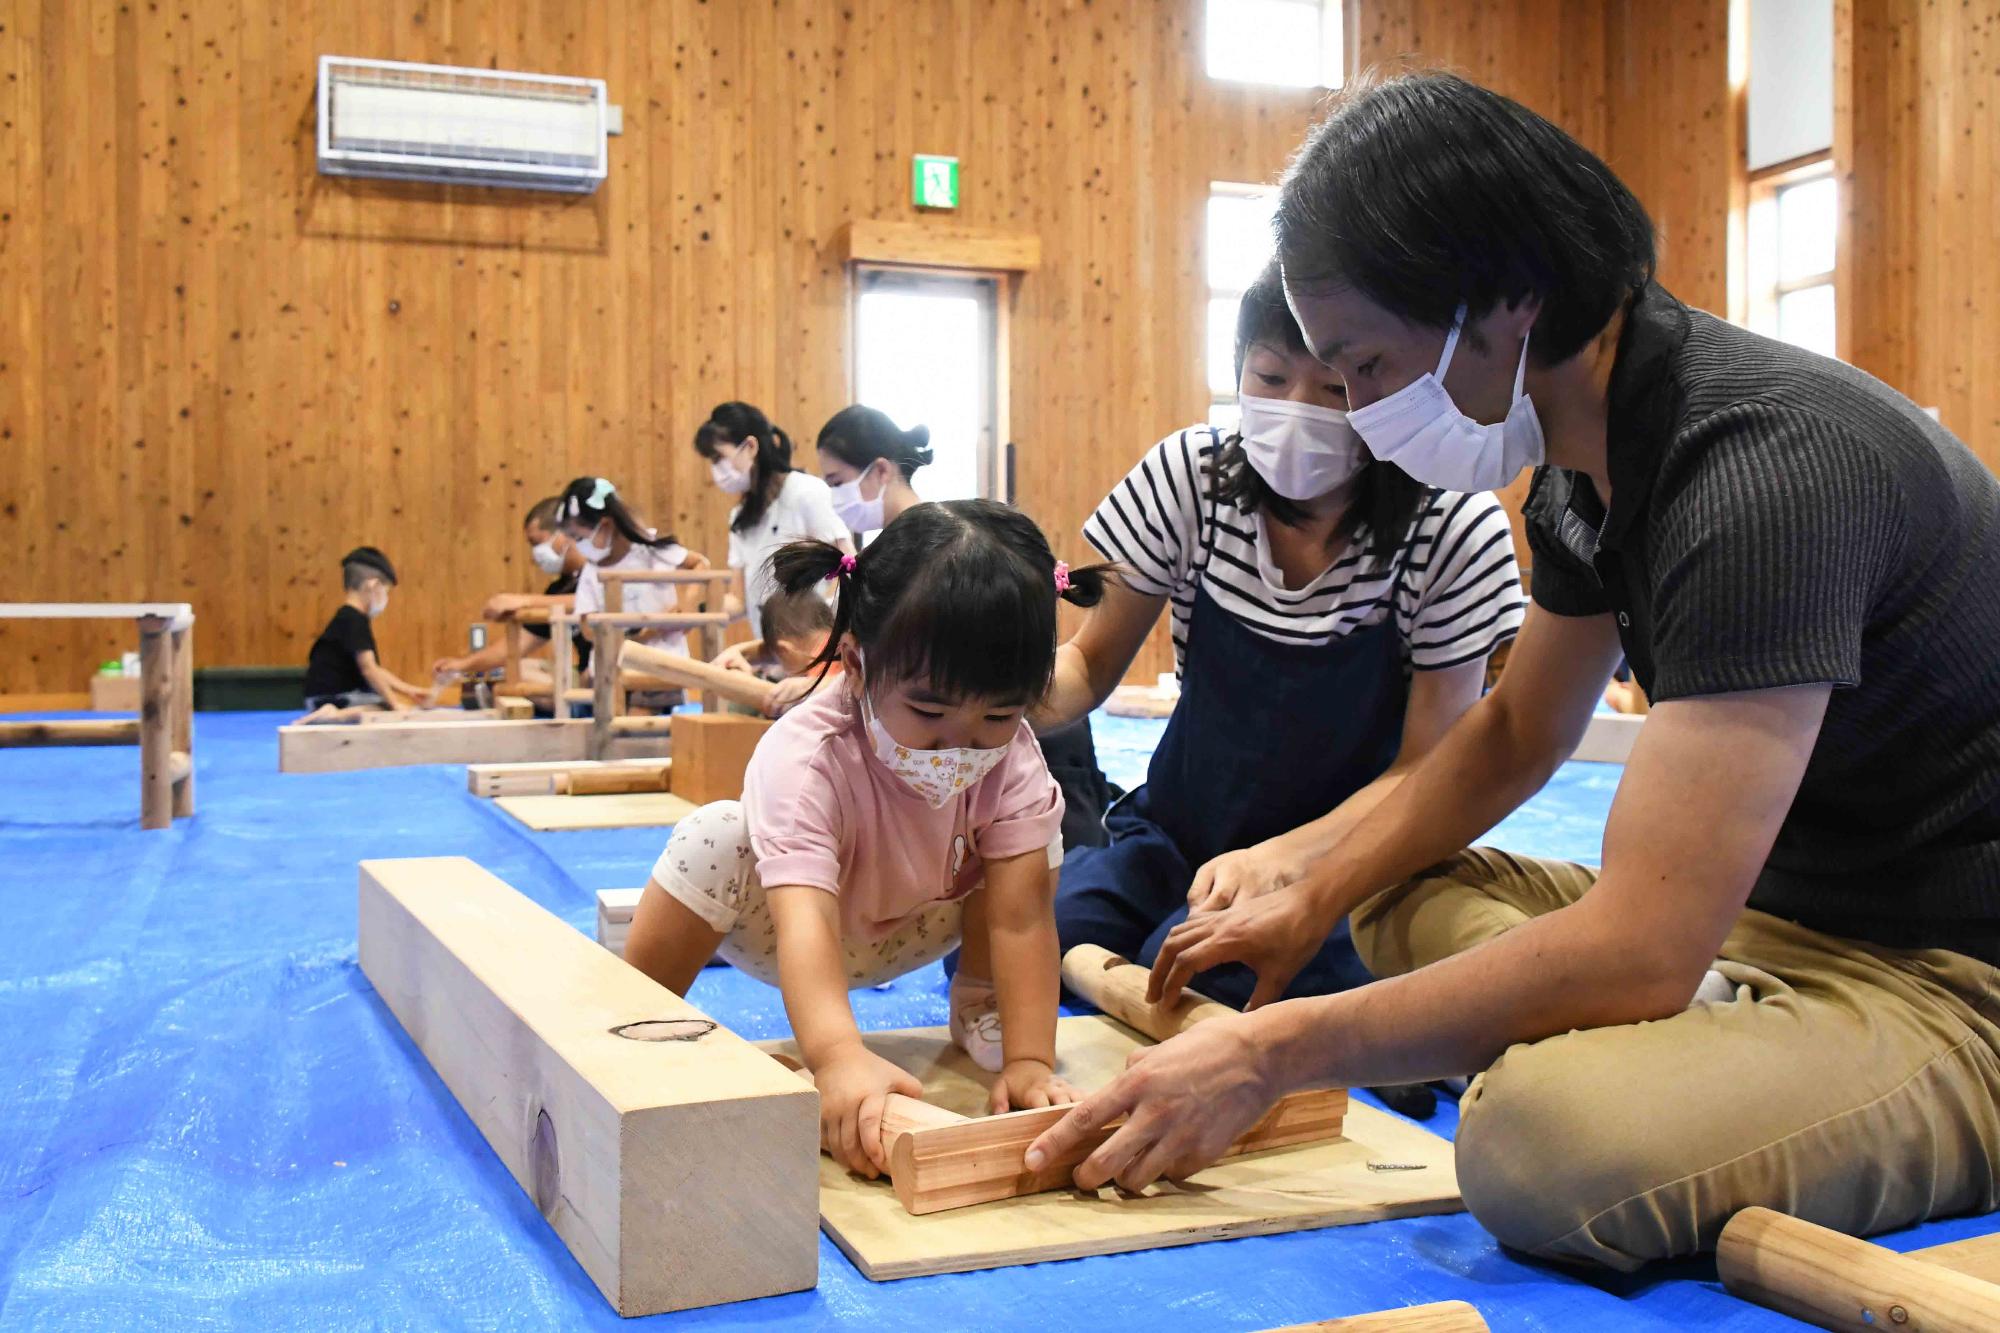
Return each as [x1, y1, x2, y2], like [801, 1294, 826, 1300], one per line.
[913, 154, 959, 209]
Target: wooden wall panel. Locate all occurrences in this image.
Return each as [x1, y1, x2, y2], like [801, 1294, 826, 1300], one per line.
[1838, 0, 2000, 471]
[0, 0, 1750, 697]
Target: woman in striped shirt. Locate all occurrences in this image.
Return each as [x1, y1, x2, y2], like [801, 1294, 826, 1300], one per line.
[1039, 263, 1526, 1012]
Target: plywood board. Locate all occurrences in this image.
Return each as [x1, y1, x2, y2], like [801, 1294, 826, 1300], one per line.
[358, 858, 819, 1315]
[1912, 1230, 2000, 1284]
[494, 791, 698, 831]
[761, 1016, 1460, 1280]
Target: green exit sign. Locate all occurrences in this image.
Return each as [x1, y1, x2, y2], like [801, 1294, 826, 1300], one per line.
[913, 154, 959, 210]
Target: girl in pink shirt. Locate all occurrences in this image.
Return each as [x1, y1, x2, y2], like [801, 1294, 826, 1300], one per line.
[625, 500, 1113, 1180]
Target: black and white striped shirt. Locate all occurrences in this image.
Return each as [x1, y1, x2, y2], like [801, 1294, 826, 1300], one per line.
[1085, 427, 1526, 676]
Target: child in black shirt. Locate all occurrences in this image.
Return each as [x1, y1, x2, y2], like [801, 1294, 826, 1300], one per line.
[303, 547, 432, 711]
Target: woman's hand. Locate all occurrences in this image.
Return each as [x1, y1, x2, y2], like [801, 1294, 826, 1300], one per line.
[989, 1058, 1078, 1114]
[814, 1045, 926, 1179]
[1187, 840, 1310, 915]
[1023, 1012, 1282, 1192]
[1150, 887, 1335, 1010]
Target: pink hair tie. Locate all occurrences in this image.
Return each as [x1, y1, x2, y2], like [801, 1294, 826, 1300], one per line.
[1054, 561, 1072, 593]
[827, 553, 857, 582]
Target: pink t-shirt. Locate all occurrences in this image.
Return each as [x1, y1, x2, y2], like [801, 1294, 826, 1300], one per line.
[742, 682, 1066, 941]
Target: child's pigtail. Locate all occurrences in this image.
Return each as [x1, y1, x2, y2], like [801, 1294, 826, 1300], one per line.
[1055, 560, 1122, 610]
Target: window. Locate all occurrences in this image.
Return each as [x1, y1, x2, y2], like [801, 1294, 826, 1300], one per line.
[851, 268, 1000, 504]
[1745, 157, 1837, 358]
[1206, 185, 1279, 428]
[1205, 0, 1343, 89]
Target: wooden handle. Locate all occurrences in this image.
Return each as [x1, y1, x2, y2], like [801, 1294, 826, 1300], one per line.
[1718, 1207, 2000, 1332]
[1266, 1301, 1488, 1332]
[618, 642, 777, 711]
[555, 766, 674, 796]
[1060, 943, 1237, 1042]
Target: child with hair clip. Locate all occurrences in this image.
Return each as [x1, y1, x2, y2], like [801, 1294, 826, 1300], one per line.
[556, 476, 713, 659]
[622, 500, 1116, 1179]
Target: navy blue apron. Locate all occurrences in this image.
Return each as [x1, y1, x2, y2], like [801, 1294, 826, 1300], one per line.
[1055, 475, 1413, 1008]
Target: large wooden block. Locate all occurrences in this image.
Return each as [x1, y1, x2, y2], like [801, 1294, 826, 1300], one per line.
[668, 713, 772, 806]
[357, 857, 820, 1315]
[89, 673, 141, 711]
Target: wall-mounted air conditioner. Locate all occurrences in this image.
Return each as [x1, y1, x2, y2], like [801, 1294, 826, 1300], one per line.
[317, 55, 610, 194]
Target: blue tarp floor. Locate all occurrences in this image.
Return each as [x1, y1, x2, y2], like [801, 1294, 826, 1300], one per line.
[1, 708, 1991, 1330]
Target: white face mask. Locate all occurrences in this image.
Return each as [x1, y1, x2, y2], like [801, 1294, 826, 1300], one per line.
[858, 680, 1008, 809]
[1236, 394, 1369, 499]
[829, 466, 887, 533]
[367, 589, 389, 618]
[529, 540, 566, 575]
[1345, 303, 1546, 493]
[711, 454, 753, 496]
[574, 524, 613, 564]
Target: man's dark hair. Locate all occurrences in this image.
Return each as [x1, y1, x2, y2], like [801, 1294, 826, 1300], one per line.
[1275, 68, 1657, 364]
[341, 545, 396, 589]
[1212, 262, 1426, 561]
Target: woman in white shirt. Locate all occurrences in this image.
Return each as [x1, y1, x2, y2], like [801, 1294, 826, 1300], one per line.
[815, 404, 930, 536]
[556, 476, 712, 660]
[693, 401, 853, 638]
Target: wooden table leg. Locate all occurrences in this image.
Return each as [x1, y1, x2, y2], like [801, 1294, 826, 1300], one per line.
[171, 616, 195, 818]
[699, 624, 718, 713]
[505, 621, 524, 693]
[138, 614, 174, 830]
[591, 623, 620, 760]
[552, 617, 573, 720]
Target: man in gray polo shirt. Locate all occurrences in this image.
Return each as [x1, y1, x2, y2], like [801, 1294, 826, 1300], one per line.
[1024, 69, 2000, 1270]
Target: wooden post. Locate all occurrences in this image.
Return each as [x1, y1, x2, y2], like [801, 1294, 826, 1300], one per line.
[137, 614, 174, 829]
[551, 614, 573, 720]
[504, 620, 524, 690]
[170, 616, 195, 817]
[666, 714, 773, 804]
[591, 621, 621, 760]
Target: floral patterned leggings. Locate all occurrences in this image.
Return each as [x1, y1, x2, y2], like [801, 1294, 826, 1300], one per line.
[648, 800, 966, 989]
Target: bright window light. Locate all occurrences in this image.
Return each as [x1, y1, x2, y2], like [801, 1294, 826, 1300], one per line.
[1745, 158, 1837, 359]
[1207, 185, 1280, 419]
[1206, 0, 1343, 90]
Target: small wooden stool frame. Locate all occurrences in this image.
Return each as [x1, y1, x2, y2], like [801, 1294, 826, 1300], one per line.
[0, 602, 196, 829]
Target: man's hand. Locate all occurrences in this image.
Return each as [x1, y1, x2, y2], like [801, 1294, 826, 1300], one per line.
[1187, 840, 1308, 915]
[989, 1058, 1078, 1114]
[431, 655, 467, 680]
[1023, 1013, 1280, 1192]
[1150, 887, 1333, 1010]
[814, 1045, 926, 1179]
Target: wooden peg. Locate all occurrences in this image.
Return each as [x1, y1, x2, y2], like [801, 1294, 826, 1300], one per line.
[1060, 943, 1237, 1042]
[1718, 1207, 2000, 1332]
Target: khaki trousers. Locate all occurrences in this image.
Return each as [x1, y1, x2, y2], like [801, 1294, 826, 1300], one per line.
[1351, 847, 2000, 1271]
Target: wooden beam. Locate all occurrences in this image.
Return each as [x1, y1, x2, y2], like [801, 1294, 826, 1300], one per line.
[357, 858, 819, 1315]
[585, 611, 732, 630]
[591, 623, 621, 760]
[278, 718, 615, 773]
[837, 219, 1042, 272]
[0, 718, 142, 747]
[1060, 943, 1237, 1042]
[669, 713, 773, 805]
[0, 601, 195, 628]
[887, 1086, 1348, 1215]
[618, 642, 777, 711]
[1719, 1207, 2000, 1332]
[1263, 1302, 1490, 1332]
